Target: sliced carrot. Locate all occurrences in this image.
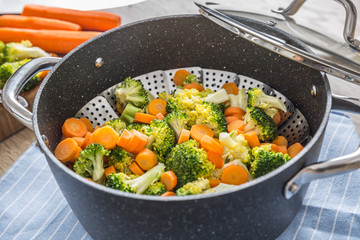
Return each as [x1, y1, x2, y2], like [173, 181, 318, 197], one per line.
[288, 143, 304, 158]
[73, 137, 85, 147]
[79, 118, 93, 132]
[0, 15, 82, 31]
[62, 118, 87, 138]
[135, 148, 158, 170]
[229, 113, 244, 120]
[0, 27, 100, 54]
[85, 178, 93, 182]
[178, 129, 190, 144]
[173, 69, 191, 86]
[226, 116, 240, 124]
[222, 82, 239, 95]
[156, 112, 165, 120]
[38, 70, 49, 80]
[105, 165, 116, 177]
[224, 107, 245, 117]
[206, 151, 224, 169]
[82, 132, 92, 149]
[132, 130, 148, 154]
[237, 130, 244, 135]
[134, 112, 156, 124]
[129, 162, 145, 176]
[94, 125, 100, 131]
[117, 129, 132, 149]
[89, 126, 119, 149]
[148, 99, 167, 116]
[261, 143, 278, 152]
[227, 120, 245, 133]
[22, 4, 121, 31]
[221, 165, 247, 185]
[272, 136, 288, 147]
[244, 131, 260, 148]
[209, 178, 221, 188]
[273, 111, 281, 126]
[161, 191, 176, 197]
[161, 171, 178, 191]
[277, 145, 288, 155]
[183, 82, 204, 92]
[190, 124, 214, 142]
[201, 135, 223, 155]
[54, 138, 82, 163]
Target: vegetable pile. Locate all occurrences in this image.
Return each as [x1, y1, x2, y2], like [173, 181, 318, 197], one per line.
[54, 69, 304, 197]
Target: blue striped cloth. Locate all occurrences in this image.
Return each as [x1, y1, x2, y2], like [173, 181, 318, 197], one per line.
[0, 111, 359, 240]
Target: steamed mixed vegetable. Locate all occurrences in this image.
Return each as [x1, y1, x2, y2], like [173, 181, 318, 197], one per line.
[54, 69, 304, 197]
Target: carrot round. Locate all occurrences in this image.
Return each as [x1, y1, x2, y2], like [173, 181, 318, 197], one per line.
[134, 112, 156, 124]
[79, 118, 93, 132]
[173, 69, 191, 86]
[201, 135, 223, 155]
[62, 118, 87, 138]
[272, 136, 288, 147]
[273, 111, 281, 126]
[148, 99, 167, 116]
[0, 27, 100, 54]
[161, 191, 176, 197]
[261, 143, 278, 152]
[224, 107, 245, 117]
[206, 151, 224, 169]
[89, 126, 119, 149]
[178, 129, 190, 144]
[72, 137, 85, 147]
[277, 145, 288, 155]
[226, 116, 240, 124]
[190, 124, 214, 142]
[82, 132, 92, 149]
[117, 129, 132, 149]
[129, 162, 145, 176]
[227, 120, 245, 133]
[222, 82, 239, 95]
[221, 165, 247, 185]
[156, 113, 165, 120]
[161, 171, 177, 191]
[105, 165, 116, 177]
[229, 113, 244, 120]
[135, 148, 158, 170]
[54, 138, 82, 163]
[244, 131, 260, 148]
[209, 178, 221, 188]
[0, 15, 82, 31]
[183, 82, 204, 92]
[38, 70, 49, 80]
[288, 143, 304, 158]
[22, 4, 121, 31]
[132, 130, 148, 154]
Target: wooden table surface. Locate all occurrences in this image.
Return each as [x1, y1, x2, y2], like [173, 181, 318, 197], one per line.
[0, 0, 360, 177]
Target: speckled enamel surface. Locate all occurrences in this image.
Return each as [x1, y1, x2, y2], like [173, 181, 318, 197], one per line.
[33, 15, 331, 239]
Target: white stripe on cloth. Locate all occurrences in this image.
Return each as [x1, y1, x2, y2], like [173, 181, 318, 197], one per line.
[65, 221, 80, 240]
[292, 115, 346, 240]
[347, 194, 360, 240]
[81, 232, 89, 240]
[48, 209, 73, 240]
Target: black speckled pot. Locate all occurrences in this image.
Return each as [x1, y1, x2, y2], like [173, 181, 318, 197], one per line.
[30, 15, 332, 239]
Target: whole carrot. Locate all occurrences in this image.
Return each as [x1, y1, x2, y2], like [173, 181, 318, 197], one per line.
[0, 27, 100, 54]
[22, 4, 121, 31]
[0, 15, 82, 31]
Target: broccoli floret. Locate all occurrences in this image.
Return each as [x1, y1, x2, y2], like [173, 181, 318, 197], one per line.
[106, 163, 165, 194]
[264, 107, 279, 118]
[219, 131, 252, 165]
[108, 147, 134, 174]
[247, 87, 287, 112]
[176, 178, 210, 196]
[202, 88, 229, 104]
[166, 139, 215, 187]
[3, 40, 50, 63]
[0, 41, 4, 64]
[183, 74, 198, 86]
[203, 183, 238, 194]
[103, 118, 126, 135]
[228, 88, 247, 110]
[0, 59, 41, 90]
[126, 123, 152, 136]
[198, 88, 214, 98]
[145, 182, 167, 195]
[147, 119, 176, 162]
[198, 101, 228, 137]
[73, 143, 110, 184]
[114, 77, 149, 110]
[244, 107, 278, 142]
[120, 103, 142, 124]
[163, 111, 189, 140]
[250, 145, 291, 178]
[158, 91, 173, 102]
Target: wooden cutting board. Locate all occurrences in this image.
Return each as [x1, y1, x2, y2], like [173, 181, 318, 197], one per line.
[0, 84, 39, 141]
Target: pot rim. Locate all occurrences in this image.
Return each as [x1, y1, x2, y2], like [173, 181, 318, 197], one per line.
[33, 14, 332, 201]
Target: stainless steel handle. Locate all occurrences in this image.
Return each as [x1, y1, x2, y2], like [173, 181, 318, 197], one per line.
[194, 1, 360, 86]
[272, 0, 360, 50]
[284, 147, 360, 199]
[2, 57, 61, 129]
[332, 93, 360, 114]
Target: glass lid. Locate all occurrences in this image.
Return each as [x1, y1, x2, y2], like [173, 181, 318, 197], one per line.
[194, 0, 360, 86]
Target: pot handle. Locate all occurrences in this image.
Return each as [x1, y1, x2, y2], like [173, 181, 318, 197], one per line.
[2, 57, 61, 130]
